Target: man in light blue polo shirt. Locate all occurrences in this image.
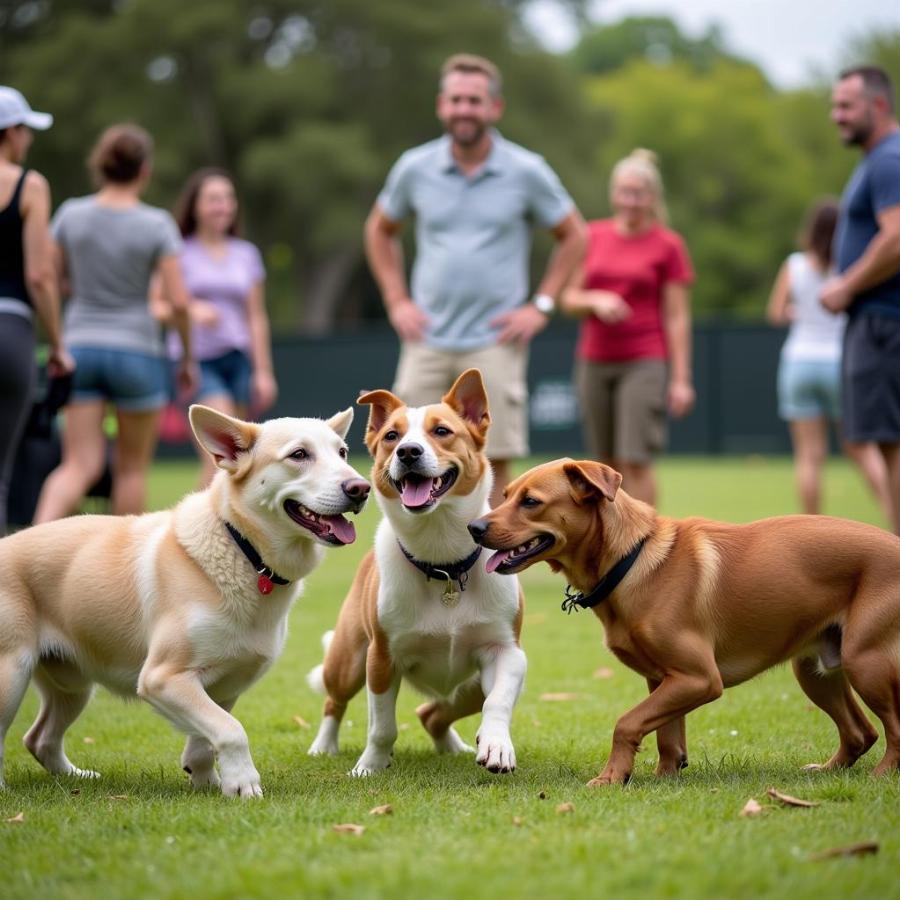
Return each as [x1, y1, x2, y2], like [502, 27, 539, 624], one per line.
[365, 53, 586, 505]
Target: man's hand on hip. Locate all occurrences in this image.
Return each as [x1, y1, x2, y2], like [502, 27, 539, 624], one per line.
[491, 304, 550, 345]
[387, 298, 430, 342]
[819, 276, 854, 314]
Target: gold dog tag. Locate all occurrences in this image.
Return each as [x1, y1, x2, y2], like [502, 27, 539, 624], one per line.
[441, 582, 461, 608]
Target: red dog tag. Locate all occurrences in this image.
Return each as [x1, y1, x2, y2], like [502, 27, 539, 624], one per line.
[257, 573, 275, 595]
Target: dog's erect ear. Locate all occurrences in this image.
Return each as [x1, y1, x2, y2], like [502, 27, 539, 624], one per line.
[357, 389, 405, 437]
[442, 368, 491, 436]
[189, 405, 260, 472]
[563, 460, 622, 504]
[326, 407, 354, 440]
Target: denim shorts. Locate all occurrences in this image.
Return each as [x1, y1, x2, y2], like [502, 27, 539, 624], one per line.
[71, 346, 168, 412]
[197, 349, 252, 407]
[777, 355, 841, 421]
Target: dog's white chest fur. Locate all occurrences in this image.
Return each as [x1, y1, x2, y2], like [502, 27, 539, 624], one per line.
[375, 527, 520, 699]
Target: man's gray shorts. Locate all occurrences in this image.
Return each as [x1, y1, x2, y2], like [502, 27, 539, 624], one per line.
[842, 311, 900, 443]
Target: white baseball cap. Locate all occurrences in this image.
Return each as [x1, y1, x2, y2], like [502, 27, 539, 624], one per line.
[0, 87, 53, 131]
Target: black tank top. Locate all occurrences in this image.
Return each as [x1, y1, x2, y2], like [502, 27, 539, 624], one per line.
[0, 169, 30, 304]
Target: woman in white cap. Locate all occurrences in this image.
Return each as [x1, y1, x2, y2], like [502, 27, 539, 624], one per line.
[0, 86, 73, 534]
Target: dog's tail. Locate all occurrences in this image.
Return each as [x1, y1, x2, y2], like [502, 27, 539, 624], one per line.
[305, 630, 335, 694]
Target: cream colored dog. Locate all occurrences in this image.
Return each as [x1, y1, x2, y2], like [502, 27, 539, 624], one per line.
[0, 405, 369, 798]
[307, 370, 526, 775]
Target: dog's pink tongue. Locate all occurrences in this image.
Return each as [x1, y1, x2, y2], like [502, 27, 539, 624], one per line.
[401, 479, 433, 508]
[485, 549, 512, 574]
[324, 515, 356, 545]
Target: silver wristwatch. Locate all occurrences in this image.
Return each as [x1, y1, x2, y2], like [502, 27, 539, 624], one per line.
[532, 293, 556, 316]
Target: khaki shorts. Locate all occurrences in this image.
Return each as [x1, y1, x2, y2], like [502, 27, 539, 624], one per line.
[393, 342, 529, 459]
[575, 358, 668, 464]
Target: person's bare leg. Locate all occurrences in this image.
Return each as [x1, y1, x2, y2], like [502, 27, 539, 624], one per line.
[788, 418, 827, 515]
[489, 459, 511, 509]
[33, 401, 107, 524]
[112, 407, 162, 516]
[843, 439, 893, 526]
[878, 442, 900, 535]
[618, 461, 656, 507]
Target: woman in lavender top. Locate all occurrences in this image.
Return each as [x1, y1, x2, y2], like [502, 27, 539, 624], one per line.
[170, 168, 277, 486]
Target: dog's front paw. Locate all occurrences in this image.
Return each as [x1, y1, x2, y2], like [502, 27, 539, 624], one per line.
[349, 748, 392, 777]
[219, 764, 263, 799]
[66, 765, 101, 779]
[475, 727, 516, 773]
[586, 769, 631, 787]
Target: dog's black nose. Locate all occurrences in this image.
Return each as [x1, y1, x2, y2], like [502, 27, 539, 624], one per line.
[467, 518, 489, 542]
[396, 443, 424, 465]
[342, 478, 371, 502]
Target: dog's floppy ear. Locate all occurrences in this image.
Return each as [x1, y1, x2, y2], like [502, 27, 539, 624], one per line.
[357, 389, 405, 437]
[442, 368, 491, 438]
[563, 460, 622, 504]
[189, 405, 260, 472]
[326, 407, 354, 440]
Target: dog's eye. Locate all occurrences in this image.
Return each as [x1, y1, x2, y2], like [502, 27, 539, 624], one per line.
[433, 426, 452, 437]
[384, 430, 399, 442]
[339, 447, 348, 459]
[521, 496, 542, 508]
[290, 448, 308, 461]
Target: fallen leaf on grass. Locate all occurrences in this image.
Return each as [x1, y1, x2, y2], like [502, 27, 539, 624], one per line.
[70, 789, 81, 796]
[82, 737, 96, 745]
[537, 790, 547, 800]
[332, 823, 365, 836]
[107, 794, 130, 801]
[556, 802, 575, 815]
[512, 816, 524, 827]
[5, 812, 24, 824]
[369, 804, 393, 816]
[809, 841, 879, 861]
[539, 692, 580, 702]
[292, 715, 310, 729]
[593, 667, 614, 679]
[766, 787, 819, 808]
[740, 798, 764, 817]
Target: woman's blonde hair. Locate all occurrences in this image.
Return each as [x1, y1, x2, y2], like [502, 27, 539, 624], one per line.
[609, 148, 668, 224]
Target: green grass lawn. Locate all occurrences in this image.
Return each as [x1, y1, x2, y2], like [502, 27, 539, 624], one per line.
[1, 456, 897, 899]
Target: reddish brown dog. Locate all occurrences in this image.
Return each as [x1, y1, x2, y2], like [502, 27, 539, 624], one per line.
[468, 458, 900, 786]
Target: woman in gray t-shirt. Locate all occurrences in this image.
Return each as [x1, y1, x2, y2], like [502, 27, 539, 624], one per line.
[35, 124, 197, 522]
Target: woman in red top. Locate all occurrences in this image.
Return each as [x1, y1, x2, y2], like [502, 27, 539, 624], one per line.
[562, 149, 694, 506]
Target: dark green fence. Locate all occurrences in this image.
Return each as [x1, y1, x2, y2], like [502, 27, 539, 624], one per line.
[163, 320, 793, 457]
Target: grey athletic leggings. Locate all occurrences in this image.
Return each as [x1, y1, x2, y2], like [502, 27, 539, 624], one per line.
[0, 312, 36, 534]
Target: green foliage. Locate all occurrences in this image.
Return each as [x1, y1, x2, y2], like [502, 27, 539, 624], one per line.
[1, 457, 897, 899]
[570, 15, 749, 77]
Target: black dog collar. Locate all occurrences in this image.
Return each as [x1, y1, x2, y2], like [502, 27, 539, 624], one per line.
[225, 522, 291, 595]
[398, 540, 483, 595]
[561, 537, 647, 614]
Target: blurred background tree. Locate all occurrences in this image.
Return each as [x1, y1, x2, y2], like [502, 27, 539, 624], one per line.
[1, 1, 897, 328]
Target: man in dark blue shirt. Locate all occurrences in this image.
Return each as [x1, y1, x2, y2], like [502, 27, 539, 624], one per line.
[822, 66, 900, 533]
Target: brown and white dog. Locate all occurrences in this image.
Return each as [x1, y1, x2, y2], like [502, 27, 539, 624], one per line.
[0, 405, 369, 798]
[468, 458, 900, 785]
[307, 370, 526, 775]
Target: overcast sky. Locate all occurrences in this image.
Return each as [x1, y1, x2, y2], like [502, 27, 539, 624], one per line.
[525, 0, 900, 87]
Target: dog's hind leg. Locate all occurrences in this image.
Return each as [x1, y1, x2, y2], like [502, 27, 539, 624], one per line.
[842, 647, 900, 775]
[792, 655, 878, 770]
[0, 649, 35, 787]
[417, 678, 483, 755]
[648, 679, 689, 776]
[23, 663, 98, 778]
[309, 629, 367, 757]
